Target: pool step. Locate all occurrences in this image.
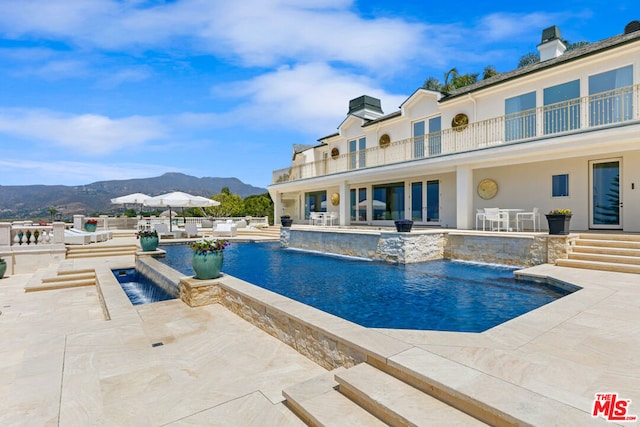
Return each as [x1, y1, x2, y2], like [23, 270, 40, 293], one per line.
[560, 233, 640, 274]
[66, 244, 137, 259]
[283, 364, 488, 426]
[25, 268, 97, 292]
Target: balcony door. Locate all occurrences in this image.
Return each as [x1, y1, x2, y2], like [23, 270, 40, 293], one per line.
[590, 159, 622, 229]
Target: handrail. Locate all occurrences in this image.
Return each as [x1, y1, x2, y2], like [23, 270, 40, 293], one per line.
[272, 84, 639, 184]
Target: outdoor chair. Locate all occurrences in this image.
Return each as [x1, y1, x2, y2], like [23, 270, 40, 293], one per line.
[516, 207, 540, 232]
[184, 223, 199, 238]
[483, 208, 509, 231]
[475, 209, 486, 230]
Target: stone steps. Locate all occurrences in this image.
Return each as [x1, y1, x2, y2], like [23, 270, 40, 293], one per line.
[560, 234, 640, 274]
[66, 244, 137, 259]
[283, 363, 488, 427]
[25, 268, 97, 292]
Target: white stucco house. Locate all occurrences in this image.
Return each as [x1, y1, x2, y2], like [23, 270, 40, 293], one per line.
[268, 22, 640, 233]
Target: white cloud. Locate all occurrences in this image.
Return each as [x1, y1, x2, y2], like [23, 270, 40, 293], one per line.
[0, 109, 167, 154]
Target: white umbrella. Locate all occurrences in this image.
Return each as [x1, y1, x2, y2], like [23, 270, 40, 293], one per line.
[110, 192, 151, 217]
[144, 191, 220, 231]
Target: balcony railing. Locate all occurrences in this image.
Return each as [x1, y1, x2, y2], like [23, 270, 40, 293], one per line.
[272, 84, 640, 184]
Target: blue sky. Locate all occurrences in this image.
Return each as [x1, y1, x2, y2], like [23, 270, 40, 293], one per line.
[0, 1, 636, 189]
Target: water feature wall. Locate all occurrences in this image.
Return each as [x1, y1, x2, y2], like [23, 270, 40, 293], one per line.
[136, 256, 183, 297]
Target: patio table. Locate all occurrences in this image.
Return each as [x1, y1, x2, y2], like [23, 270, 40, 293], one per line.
[499, 209, 524, 231]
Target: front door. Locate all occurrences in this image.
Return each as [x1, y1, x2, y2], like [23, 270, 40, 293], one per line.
[590, 159, 622, 229]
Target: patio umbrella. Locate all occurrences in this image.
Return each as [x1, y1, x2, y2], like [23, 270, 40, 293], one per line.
[143, 191, 220, 231]
[110, 192, 151, 217]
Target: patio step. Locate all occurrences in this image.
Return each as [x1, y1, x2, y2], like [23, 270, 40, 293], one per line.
[556, 258, 640, 274]
[574, 238, 640, 250]
[335, 363, 486, 426]
[66, 244, 137, 259]
[568, 252, 640, 265]
[25, 268, 97, 292]
[283, 368, 387, 426]
[572, 245, 640, 257]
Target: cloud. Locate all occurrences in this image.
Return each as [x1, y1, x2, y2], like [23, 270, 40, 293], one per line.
[0, 109, 167, 154]
[211, 62, 408, 136]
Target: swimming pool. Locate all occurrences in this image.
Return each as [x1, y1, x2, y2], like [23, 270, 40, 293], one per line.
[113, 268, 176, 305]
[159, 242, 571, 332]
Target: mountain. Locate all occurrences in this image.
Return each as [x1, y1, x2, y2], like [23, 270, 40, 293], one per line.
[0, 172, 267, 220]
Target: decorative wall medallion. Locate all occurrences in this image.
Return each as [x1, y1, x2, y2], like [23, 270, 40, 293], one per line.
[331, 147, 340, 159]
[451, 113, 469, 131]
[477, 178, 498, 200]
[331, 193, 340, 206]
[379, 133, 391, 148]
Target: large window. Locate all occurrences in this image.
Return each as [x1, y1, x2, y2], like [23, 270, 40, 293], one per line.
[428, 116, 441, 155]
[589, 65, 633, 126]
[412, 180, 440, 222]
[349, 137, 366, 169]
[505, 92, 536, 141]
[426, 180, 440, 221]
[544, 80, 580, 134]
[411, 182, 422, 221]
[372, 182, 404, 220]
[350, 187, 367, 222]
[413, 121, 425, 158]
[304, 190, 326, 219]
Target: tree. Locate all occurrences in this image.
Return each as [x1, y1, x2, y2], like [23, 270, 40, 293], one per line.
[422, 67, 479, 93]
[206, 189, 244, 217]
[482, 65, 499, 80]
[48, 207, 58, 222]
[517, 52, 539, 68]
[244, 193, 274, 223]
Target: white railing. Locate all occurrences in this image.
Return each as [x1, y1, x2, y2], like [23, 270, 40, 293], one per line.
[272, 84, 640, 183]
[0, 222, 66, 248]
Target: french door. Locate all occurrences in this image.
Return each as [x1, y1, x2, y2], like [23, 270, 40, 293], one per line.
[590, 159, 622, 229]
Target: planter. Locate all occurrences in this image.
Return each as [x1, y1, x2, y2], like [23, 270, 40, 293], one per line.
[0, 261, 6, 279]
[192, 251, 224, 280]
[394, 219, 414, 232]
[85, 223, 97, 232]
[140, 236, 159, 251]
[545, 214, 572, 235]
[281, 217, 293, 227]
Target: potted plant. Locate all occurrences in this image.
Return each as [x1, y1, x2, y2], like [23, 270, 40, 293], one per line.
[85, 218, 98, 232]
[280, 215, 293, 227]
[0, 257, 6, 279]
[394, 219, 414, 232]
[190, 239, 229, 279]
[137, 229, 159, 251]
[545, 209, 572, 235]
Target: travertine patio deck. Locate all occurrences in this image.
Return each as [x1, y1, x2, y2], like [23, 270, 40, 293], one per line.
[0, 232, 638, 425]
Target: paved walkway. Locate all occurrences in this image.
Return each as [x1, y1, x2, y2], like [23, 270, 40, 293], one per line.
[1, 233, 639, 425]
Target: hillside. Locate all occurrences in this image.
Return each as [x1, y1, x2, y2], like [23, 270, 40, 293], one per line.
[0, 172, 267, 220]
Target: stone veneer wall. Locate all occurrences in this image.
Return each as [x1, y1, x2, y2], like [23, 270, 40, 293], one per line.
[136, 256, 182, 297]
[281, 228, 572, 266]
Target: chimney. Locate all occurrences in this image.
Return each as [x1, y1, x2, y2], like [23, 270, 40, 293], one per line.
[537, 26, 566, 62]
[348, 95, 383, 120]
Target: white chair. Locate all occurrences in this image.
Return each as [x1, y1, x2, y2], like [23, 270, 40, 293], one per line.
[475, 209, 486, 230]
[517, 207, 540, 232]
[484, 208, 509, 231]
[184, 223, 199, 238]
[212, 222, 237, 237]
[325, 212, 337, 226]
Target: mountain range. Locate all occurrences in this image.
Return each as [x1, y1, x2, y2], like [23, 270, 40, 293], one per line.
[0, 172, 267, 220]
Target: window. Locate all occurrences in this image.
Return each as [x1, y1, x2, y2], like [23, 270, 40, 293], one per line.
[411, 182, 422, 221]
[350, 188, 367, 222]
[305, 191, 326, 219]
[413, 120, 425, 158]
[372, 182, 404, 220]
[544, 80, 580, 134]
[428, 116, 441, 155]
[552, 174, 569, 197]
[426, 180, 440, 221]
[505, 92, 536, 141]
[349, 137, 366, 169]
[589, 65, 633, 126]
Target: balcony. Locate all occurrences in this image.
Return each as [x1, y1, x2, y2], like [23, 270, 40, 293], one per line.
[272, 84, 640, 184]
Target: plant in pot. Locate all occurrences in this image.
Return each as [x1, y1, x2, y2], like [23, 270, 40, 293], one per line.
[85, 218, 98, 232]
[545, 209, 572, 235]
[190, 239, 229, 280]
[0, 257, 6, 279]
[280, 215, 293, 227]
[394, 219, 414, 232]
[137, 229, 159, 251]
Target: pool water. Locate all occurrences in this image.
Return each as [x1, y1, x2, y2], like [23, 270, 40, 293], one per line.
[113, 268, 176, 305]
[160, 242, 571, 332]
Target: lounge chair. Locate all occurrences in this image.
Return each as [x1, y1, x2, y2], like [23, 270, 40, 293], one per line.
[184, 223, 199, 238]
[64, 229, 91, 245]
[212, 222, 237, 237]
[154, 223, 183, 239]
[68, 228, 111, 243]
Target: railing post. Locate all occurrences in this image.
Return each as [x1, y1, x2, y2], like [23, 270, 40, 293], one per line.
[0, 222, 11, 247]
[73, 215, 84, 230]
[52, 222, 65, 245]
